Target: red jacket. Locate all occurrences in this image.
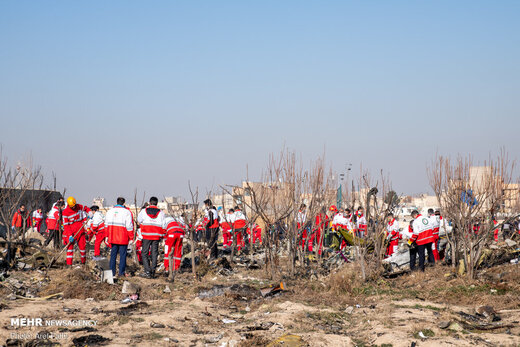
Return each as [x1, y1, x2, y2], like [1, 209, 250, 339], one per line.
[12, 210, 31, 228]
[315, 213, 329, 231]
[46, 205, 61, 230]
[137, 206, 166, 240]
[105, 205, 134, 245]
[386, 219, 401, 242]
[410, 214, 434, 245]
[233, 209, 247, 229]
[221, 221, 231, 232]
[204, 207, 219, 229]
[166, 218, 185, 236]
[62, 204, 90, 237]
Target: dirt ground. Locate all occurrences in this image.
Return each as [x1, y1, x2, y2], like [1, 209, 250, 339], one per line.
[1, 254, 520, 347]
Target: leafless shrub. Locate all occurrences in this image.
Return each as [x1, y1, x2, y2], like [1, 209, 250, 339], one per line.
[0, 149, 44, 261]
[428, 149, 517, 279]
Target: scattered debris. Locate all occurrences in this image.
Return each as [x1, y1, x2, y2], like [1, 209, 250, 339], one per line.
[164, 285, 171, 293]
[116, 301, 149, 315]
[222, 319, 236, 324]
[476, 305, 500, 321]
[505, 239, 517, 247]
[72, 334, 111, 346]
[260, 282, 286, 297]
[121, 294, 139, 304]
[198, 284, 260, 300]
[238, 322, 275, 332]
[150, 322, 165, 328]
[198, 285, 228, 299]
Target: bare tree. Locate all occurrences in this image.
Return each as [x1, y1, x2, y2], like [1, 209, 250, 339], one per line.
[351, 169, 395, 282]
[428, 150, 516, 279]
[0, 150, 44, 264]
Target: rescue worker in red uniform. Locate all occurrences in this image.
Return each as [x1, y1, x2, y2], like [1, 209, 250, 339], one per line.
[232, 206, 247, 252]
[428, 209, 441, 261]
[355, 207, 367, 238]
[88, 205, 107, 260]
[62, 197, 91, 265]
[297, 204, 308, 251]
[409, 210, 434, 271]
[137, 197, 166, 278]
[204, 199, 220, 259]
[163, 216, 186, 273]
[135, 229, 143, 264]
[12, 204, 31, 236]
[105, 197, 134, 277]
[492, 217, 499, 242]
[247, 223, 262, 245]
[385, 213, 401, 257]
[312, 207, 328, 255]
[32, 207, 44, 234]
[221, 209, 234, 249]
[44, 200, 64, 249]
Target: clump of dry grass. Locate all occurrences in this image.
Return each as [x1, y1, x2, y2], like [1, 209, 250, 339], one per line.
[40, 268, 121, 300]
[328, 263, 364, 296]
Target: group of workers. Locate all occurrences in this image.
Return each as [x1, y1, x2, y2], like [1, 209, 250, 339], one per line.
[11, 196, 517, 277]
[10, 197, 264, 279]
[327, 205, 444, 271]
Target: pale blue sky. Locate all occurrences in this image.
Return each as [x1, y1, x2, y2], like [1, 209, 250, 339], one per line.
[1, 1, 518, 204]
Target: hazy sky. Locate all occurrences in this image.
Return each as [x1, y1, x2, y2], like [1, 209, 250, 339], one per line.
[1, 1, 519, 205]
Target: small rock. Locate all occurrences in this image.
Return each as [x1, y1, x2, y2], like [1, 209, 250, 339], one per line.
[448, 322, 463, 332]
[122, 281, 140, 294]
[438, 321, 450, 329]
[150, 322, 165, 328]
[245, 306, 251, 312]
[164, 285, 171, 293]
[85, 298, 94, 301]
[9, 279, 24, 289]
[205, 334, 223, 343]
[476, 305, 496, 318]
[345, 306, 354, 314]
[505, 239, 517, 247]
[222, 319, 236, 324]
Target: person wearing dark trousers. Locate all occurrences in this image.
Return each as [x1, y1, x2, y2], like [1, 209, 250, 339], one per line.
[409, 210, 435, 271]
[137, 197, 166, 278]
[407, 220, 418, 271]
[110, 244, 128, 277]
[204, 199, 220, 260]
[105, 197, 134, 277]
[416, 243, 435, 271]
[44, 200, 64, 249]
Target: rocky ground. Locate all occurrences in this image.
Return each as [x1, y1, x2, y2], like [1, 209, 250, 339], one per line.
[1, 242, 520, 346]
